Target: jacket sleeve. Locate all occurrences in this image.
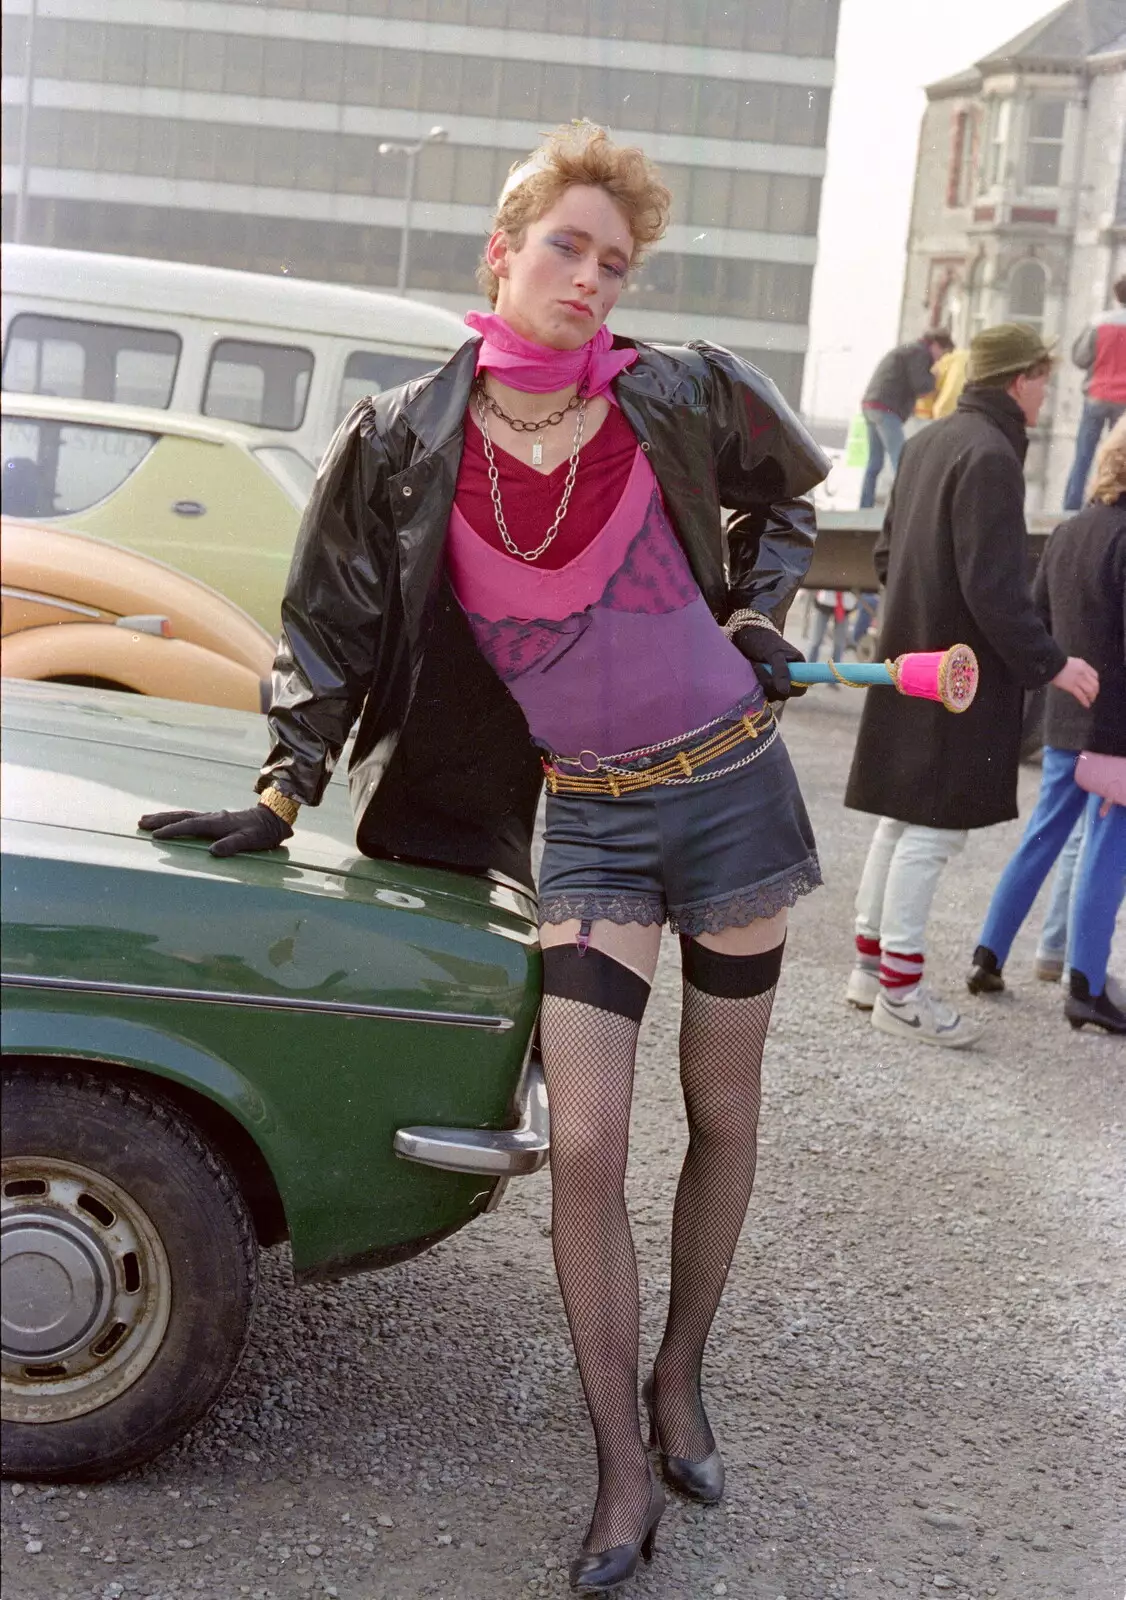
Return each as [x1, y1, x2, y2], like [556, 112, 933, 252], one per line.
[256, 401, 397, 806]
[872, 474, 900, 586]
[1031, 527, 1054, 632]
[907, 344, 938, 401]
[695, 342, 830, 623]
[1072, 324, 1096, 370]
[951, 451, 1066, 689]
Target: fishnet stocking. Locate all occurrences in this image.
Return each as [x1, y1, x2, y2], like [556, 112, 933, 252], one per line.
[540, 993, 652, 1554]
[651, 976, 775, 1460]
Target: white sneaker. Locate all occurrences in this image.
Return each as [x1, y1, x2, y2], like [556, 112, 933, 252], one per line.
[845, 965, 881, 1010]
[871, 984, 982, 1049]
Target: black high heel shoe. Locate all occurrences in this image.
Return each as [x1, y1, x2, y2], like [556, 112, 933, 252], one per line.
[1065, 974, 1126, 1033]
[568, 1471, 665, 1594]
[642, 1374, 725, 1505]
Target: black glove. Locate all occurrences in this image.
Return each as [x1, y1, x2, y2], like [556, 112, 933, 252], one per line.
[732, 623, 808, 702]
[137, 805, 293, 858]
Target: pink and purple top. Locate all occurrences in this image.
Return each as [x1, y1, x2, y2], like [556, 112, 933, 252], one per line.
[446, 315, 764, 759]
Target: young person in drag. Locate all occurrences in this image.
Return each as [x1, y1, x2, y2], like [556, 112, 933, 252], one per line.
[140, 125, 828, 1594]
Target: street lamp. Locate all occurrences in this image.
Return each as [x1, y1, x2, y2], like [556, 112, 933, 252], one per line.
[14, 0, 39, 243]
[377, 125, 449, 296]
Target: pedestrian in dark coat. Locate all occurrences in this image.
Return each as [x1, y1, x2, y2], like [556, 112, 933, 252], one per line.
[967, 415, 1126, 1034]
[843, 323, 1099, 1049]
[858, 329, 953, 508]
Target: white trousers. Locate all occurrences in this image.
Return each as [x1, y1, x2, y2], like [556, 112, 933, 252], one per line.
[854, 817, 968, 955]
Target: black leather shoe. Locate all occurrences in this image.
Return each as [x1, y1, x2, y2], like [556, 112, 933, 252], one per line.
[642, 1376, 725, 1505]
[1066, 973, 1126, 1034]
[966, 945, 1005, 995]
[569, 1474, 665, 1594]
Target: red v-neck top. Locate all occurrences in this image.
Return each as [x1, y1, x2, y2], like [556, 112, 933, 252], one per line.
[454, 402, 639, 569]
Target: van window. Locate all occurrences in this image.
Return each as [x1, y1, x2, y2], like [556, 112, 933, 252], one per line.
[253, 445, 316, 509]
[2, 416, 157, 518]
[336, 350, 440, 424]
[203, 339, 314, 431]
[2, 314, 181, 408]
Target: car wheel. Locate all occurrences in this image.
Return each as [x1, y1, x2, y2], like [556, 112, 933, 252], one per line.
[1, 1065, 258, 1480]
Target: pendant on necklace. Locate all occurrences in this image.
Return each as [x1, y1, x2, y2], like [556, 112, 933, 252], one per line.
[532, 435, 544, 467]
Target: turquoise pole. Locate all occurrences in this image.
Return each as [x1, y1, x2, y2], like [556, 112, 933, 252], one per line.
[785, 662, 892, 687]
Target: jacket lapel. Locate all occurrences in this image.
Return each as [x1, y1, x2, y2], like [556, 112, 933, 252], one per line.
[615, 358, 727, 614]
[390, 340, 477, 651]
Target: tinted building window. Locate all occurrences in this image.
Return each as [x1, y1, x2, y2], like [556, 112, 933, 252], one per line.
[144, 29, 185, 89]
[1, 16, 27, 74]
[31, 20, 831, 146]
[32, 107, 823, 238]
[19, 199, 813, 324]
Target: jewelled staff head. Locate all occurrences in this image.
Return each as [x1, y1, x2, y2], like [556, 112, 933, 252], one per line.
[888, 645, 978, 713]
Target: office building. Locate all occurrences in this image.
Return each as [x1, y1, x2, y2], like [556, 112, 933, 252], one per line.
[1, 0, 840, 405]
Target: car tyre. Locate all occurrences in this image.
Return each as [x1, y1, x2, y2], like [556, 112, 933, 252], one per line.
[1, 1064, 258, 1480]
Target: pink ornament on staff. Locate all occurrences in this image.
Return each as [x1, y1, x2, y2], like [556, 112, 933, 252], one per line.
[784, 644, 980, 713]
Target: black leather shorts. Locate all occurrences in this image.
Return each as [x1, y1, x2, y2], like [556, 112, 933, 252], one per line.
[538, 726, 822, 938]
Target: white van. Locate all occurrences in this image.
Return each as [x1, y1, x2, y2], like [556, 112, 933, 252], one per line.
[1, 246, 470, 467]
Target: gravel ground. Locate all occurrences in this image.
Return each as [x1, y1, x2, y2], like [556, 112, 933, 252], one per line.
[4, 691, 1124, 1600]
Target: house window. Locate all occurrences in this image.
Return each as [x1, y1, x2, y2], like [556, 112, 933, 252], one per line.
[982, 99, 1010, 189]
[1026, 99, 1066, 188]
[947, 110, 976, 207]
[1007, 259, 1047, 331]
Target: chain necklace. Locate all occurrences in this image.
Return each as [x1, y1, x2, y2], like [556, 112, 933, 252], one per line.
[474, 383, 587, 562]
[478, 380, 583, 467]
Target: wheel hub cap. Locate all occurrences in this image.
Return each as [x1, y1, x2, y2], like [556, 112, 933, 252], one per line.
[1, 1158, 172, 1423]
[1, 1211, 115, 1360]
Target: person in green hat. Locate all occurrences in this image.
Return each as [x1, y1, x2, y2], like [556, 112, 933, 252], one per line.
[842, 322, 1100, 1049]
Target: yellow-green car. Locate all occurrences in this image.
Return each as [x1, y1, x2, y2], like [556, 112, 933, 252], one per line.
[1, 395, 314, 634]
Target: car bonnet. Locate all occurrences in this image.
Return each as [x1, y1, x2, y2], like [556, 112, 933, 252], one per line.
[1, 681, 537, 928]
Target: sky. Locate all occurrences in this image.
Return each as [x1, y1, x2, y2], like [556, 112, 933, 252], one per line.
[803, 0, 1062, 419]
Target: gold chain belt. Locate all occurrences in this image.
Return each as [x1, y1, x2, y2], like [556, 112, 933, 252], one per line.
[542, 706, 775, 797]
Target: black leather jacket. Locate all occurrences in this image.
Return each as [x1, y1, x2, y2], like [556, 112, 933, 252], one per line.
[257, 335, 828, 887]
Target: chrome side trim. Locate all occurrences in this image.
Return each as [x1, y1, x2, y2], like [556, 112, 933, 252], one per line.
[1, 585, 103, 618]
[394, 1049, 549, 1178]
[0, 973, 513, 1031]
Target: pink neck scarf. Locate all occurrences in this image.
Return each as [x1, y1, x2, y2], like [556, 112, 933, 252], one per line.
[464, 310, 637, 398]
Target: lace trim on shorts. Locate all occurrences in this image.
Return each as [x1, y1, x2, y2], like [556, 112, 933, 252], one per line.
[538, 891, 666, 929]
[670, 855, 823, 937]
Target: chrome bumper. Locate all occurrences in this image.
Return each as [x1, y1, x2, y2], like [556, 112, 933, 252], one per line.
[393, 1050, 549, 1178]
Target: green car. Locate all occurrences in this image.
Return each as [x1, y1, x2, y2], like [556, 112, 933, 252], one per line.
[0, 681, 546, 1481]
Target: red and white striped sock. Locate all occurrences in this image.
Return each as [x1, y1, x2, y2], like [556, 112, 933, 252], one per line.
[855, 934, 881, 973]
[880, 950, 924, 996]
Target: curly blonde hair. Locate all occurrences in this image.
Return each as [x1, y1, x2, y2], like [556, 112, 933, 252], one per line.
[1090, 413, 1126, 505]
[477, 123, 671, 306]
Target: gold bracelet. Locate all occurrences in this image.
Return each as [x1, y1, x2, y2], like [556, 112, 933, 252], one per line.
[259, 786, 300, 826]
[723, 607, 779, 640]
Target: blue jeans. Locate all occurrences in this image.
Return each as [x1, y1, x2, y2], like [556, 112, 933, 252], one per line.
[851, 591, 880, 648]
[859, 407, 906, 509]
[1063, 399, 1125, 510]
[807, 606, 847, 664]
[978, 747, 1126, 992]
[1036, 812, 1086, 964]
